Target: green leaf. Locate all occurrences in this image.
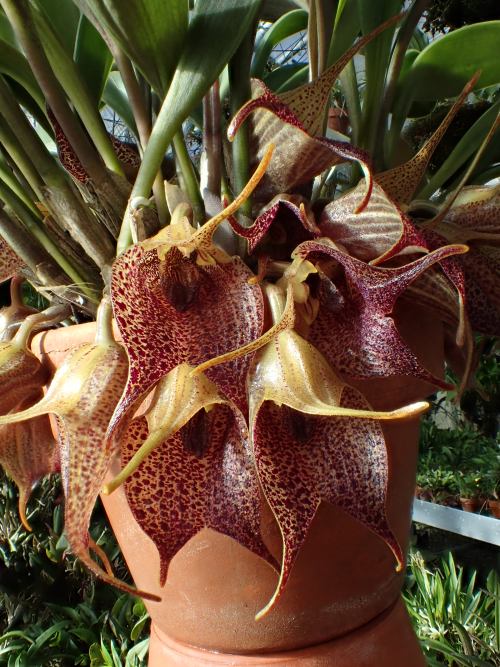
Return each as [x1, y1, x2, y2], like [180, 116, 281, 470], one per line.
[251, 9, 308, 79]
[0, 12, 20, 49]
[128, 0, 264, 222]
[26, 622, 69, 658]
[100, 640, 114, 667]
[3, 75, 52, 135]
[29, 0, 124, 174]
[89, 644, 106, 667]
[262, 63, 305, 91]
[101, 74, 138, 139]
[82, 0, 189, 98]
[124, 638, 149, 667]
[0, 39, 45, 108]
[356, 0, 403, 148]
[130, 616, 148, 641]
[70, 628, 99, 645]
[74, 13, 113, 108]
[452, 620, 474, 657]
[411, 21, 500, 102]
[38, 0, 81, 54]
[0, 632, 34, 644]
[327, 0, 359, 67]
[110, 640, 122, 667]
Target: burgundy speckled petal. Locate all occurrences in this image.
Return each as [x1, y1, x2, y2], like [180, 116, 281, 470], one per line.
[47, 105, 90, 185]
[0, 239, 23, 283]
[224, 194, 320, 257]
[228, 80, 372, 206]
[319, 181, 428, 263]
[253, 393, 402, 618]
[109, 247, 264, 437]
[47, 105, 141, 183]
[418, 225, 467, 345]
[0, 394, 58, 530]
[122, 404, 275, 588]
[0, 301, 160, 602]
[461, 245, 500, 337]
[293, 240, 467, 386]
[413, 184, 500, 336]
[248, 328, 425, 618]
[374, 73, 481, 205]
[235, 11, 404, 139]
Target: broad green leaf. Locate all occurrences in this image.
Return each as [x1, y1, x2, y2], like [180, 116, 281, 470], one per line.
[130, 615, 148, 641]
[263, 62, 305, 90]
[26, 622, 69, 658]
[0, 40, 45, 108]
[74, 13, 113, 108]
[411, 21, 500, 101]
[3, 76, 52, 136]
[69, 628, 99, 645]
[82, 0, 189, 98]
[419, 98, 500, 199]
[251, 9, 308, 78]
[38, 0, 81, 53]
[89, 644, 105, 667]
[102, 74, 139, 140]
[391, 49, 435, 118]
[130, 0, 263, 206]
[327, 0, 359, 66]
[125, 638, 149, 666]
[0, 12, 20, 49]
[275, 64, 308, 93]
[357, 0, 404, 146]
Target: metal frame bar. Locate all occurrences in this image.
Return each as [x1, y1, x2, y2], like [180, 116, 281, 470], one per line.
[413, 499, 500, 547]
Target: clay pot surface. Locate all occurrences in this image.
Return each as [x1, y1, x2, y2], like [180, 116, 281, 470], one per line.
[489, 500, 500, 519]
[30, 299, 439, 662]
[148, 598, 425, 666]
[327, 107, 349, 136]
[460, 498, 481, 513]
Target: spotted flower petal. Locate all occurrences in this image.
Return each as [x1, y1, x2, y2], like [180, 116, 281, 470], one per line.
[291, 240, 467, 387]
[228, 79, 373, 208]
[0, 305, 69, 416]
[112, 364, 275, 588]
[413, 185, 500, 337]
[108, 148, 275, 440]
[0, 392, 59, 530]
[0, 298, 160, 602]
[224, 193, 320, 258]
[0, 238, 23, 283]
[0, 278, 37, 343]
[319, 181, 428, 264]
[248, 319, 427, 618]
[374, 72, 481, 206]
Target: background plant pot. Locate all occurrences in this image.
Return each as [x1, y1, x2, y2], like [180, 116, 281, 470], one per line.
[31, 299, 440, 664]
[460, 498, 481, 513]
[489, 499, 500, 518]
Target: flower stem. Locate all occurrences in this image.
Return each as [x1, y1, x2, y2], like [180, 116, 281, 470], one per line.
[228, 25, 255, 225]
[172, 132, 205, 225]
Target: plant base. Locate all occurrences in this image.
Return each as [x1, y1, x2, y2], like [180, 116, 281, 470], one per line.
[147, 598, 426, 666]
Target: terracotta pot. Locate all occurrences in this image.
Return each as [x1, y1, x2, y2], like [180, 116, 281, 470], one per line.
[489, 499, 500, 519]
[31, 299, 439, 666]
[460, 498, 481, 513]
[327, 107, 349, 135]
